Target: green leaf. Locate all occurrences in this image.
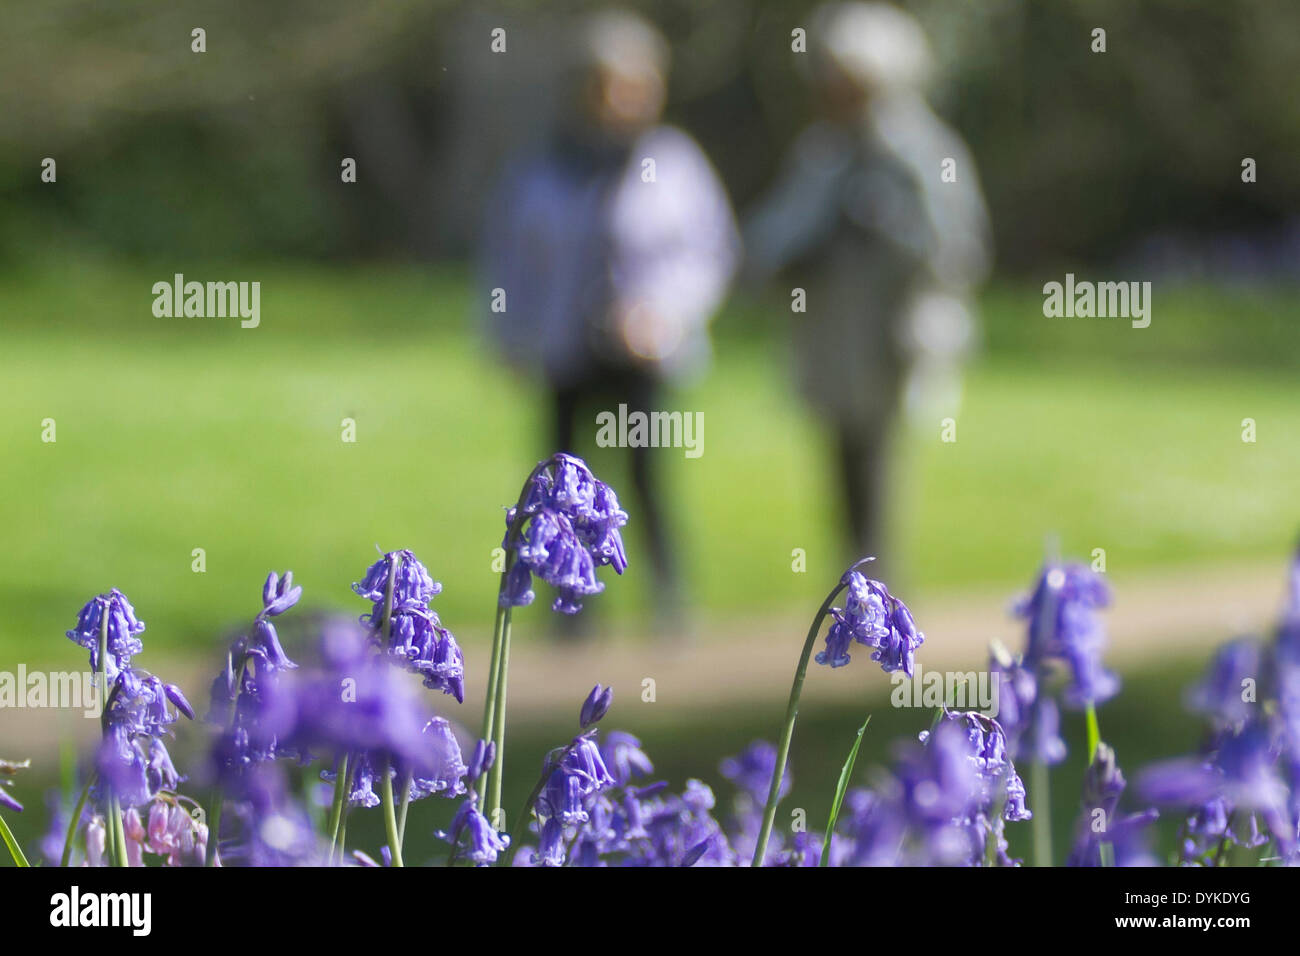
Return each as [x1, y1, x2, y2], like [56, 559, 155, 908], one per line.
[0, 812, 29, 868]
[819, 715, 870, 866]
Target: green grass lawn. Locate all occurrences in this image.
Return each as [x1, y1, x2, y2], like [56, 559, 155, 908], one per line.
[1, 258, 1298, 670]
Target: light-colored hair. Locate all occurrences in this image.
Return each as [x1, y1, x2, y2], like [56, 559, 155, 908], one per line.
[574, 8, 670, 81]
[809, 2, 933, 94]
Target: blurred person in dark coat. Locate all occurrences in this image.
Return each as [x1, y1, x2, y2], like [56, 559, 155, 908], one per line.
[481, 9, 740, 629]
[745, 2, 991, 569]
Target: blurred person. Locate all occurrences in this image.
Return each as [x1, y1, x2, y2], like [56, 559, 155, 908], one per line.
[481, 9, 740, 631]
[745, 2, 991, 569]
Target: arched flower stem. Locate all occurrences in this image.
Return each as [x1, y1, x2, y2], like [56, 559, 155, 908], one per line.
[751, 558, 875, 867]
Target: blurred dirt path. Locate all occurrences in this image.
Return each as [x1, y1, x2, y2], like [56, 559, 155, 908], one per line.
[5, 557, 1290, 751]
[487, 558, 1290, 723]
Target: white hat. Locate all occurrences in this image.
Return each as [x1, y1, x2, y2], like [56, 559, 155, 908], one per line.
[810, 2, 932, 93]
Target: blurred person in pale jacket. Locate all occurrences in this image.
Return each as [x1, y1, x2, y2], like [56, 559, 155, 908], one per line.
[482, 9, 740, 627]
[745, 2, 991, 568]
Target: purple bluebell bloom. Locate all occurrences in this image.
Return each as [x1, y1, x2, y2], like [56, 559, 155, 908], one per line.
[466, 739, 495, 784]
[66, 588, 146, 680]
[1066, 742, 1159, 867]
[95, 667, 192, 809]
[600, 731, 653, 787]
[833, 788, 906, 866]
[815, 568, 924, 677]
[1139, 721, 1293, 858]
[538, 733, 615, 825]
[580, 684, 615, 728]
[991, 655, 1067, 766]
[441, 797, 510, 865]
[1015, 563, 1118, 707]
[219, 764, 322, 867]
[208, 572, 303, 780]
[720, 740, 788, 805]
[355, 551, 465, 703]
[500, 454, 628, 615]
[1187, 638, 1261, 728]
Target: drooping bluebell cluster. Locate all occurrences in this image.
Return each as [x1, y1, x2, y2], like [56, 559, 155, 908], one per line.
[830, 712, 1030, 866]
[510, 689, 734, 867]
[1066, 742, 1158, 867]
[208, 571, 302, 780]
[438, 739, 508, 866]
[66, 589, 195, 813]
[66, 588, 145, 681]
[1015, 562, 1118, 708]
[1135, 549, 1300, 866]
[265, 620, 470, 811]
[354, 549, 464, 703]
[218, 764, 323, 867]
[989, 654, 1066, 766]
[719, 740, 788, 806]
[994, 561, 1117, 770]
[816, 567, 924, 677]
[499, 454, 628, 615]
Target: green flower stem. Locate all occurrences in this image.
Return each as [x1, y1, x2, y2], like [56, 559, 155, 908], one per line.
[1031, 759, 1052, 867]
[476, 604, 506, 814]
[326, 752, 352, 864]
[397, 769, 413, 846]
[60, 773, 94, 867]
[751, 574, 853, 867]
[109, 794, 129, 867]
[0, 811, 29, 867]
[478, 458, 552, 833]
[206, 653, 251, 866]
[1085, 703, 1101, 763]
[375, 556, 406, 865]
[486, 607, 513, 828]
[381, 757, 403, 867]
[1084, 702, 1114, 866]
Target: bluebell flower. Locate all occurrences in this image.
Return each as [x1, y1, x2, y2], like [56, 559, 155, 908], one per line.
[1066, 742, 1159, 867]
[815, 568, 924, 677]
[1187, 638, 1261, 728]
[1139, 721, 1293, 858]
[353, 549, 439, 611]
[441, 797, 510, 865]
[1015, 563, 1118, 707]
[538, 733, 615, 825]
[219, 764, 323, 867]
[355, 551, 464, 703]
[600, 731, 653, 787]
[67, 588, 145, 680]
[466, 739, 495, 784]
[720, 740, 788, 805]
[500, 454, 628, 615]
[95, 667, 192, 809]
[208, 572, 302, 780]
[266, 623, 468, 806]
[832, 789, 906, 866]
[991, 655, 1067, 766]
[580, 684, 614, 728]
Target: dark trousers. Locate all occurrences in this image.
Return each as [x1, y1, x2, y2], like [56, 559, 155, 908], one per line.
[837, 417, 893, 574]
[552, 367, 680, 619]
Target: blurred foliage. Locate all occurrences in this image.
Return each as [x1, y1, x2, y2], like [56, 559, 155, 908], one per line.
[2, 0, 1299, 269]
